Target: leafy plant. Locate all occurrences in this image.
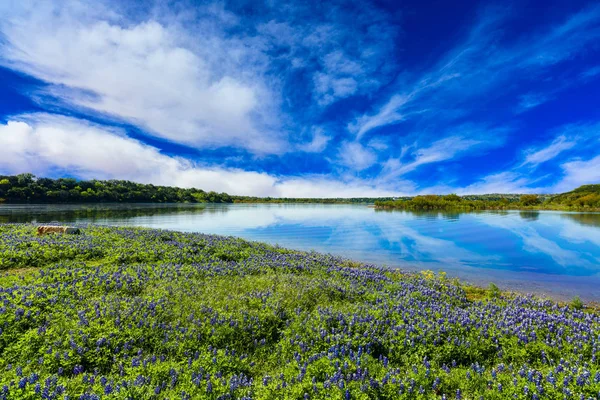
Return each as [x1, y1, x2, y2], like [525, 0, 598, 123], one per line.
[488, 282, 501, 298]
[571, 295, 584, 310]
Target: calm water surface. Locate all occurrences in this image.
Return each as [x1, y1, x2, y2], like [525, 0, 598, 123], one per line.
[1, 203, 599, 301]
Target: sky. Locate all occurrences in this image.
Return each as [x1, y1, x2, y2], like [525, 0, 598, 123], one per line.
[0, 0, 599, 197]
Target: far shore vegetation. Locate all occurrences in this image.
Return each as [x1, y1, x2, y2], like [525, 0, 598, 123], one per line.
[374, 184, 600, 212]
[0, 173, 391, 205]
[0, 173, 599, 211]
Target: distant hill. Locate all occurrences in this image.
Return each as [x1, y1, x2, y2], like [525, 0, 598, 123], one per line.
[547, 184, 600, 208]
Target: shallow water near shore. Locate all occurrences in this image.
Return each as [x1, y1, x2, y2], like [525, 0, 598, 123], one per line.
[1, 203, 599, 301]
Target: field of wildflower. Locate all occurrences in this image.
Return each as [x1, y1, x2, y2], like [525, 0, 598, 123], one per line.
[0, 224, 599, 399]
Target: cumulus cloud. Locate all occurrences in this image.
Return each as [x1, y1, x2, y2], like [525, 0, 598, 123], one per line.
[0, 0, 283, 154]
[0, 113, 409, 197]
[0, 113, 279, 195]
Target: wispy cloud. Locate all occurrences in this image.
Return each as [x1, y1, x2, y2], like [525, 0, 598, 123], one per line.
[553, 154, 600, 193]
[337, 141, 378, 171]
[453, 172, 535, 195]
[517, 93, 553, 112]
[380, 136, 480, 180]
[256, 3, 398, 108]
[296, 127, 331, 153]
[521, 135, 577, 167]
[351, 4, 600, 138]
[377, 125, 509, 182]
[435, 123, 600, 194]
[581, 66, 600, 79]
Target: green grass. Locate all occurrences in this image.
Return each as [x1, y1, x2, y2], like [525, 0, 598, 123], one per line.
[0, 224, 599, 399]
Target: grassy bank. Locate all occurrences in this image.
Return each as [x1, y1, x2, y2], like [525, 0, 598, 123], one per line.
[0, 224, 599, 399]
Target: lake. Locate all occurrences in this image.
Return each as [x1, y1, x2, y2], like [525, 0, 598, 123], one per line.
[1, 203, 599, 301]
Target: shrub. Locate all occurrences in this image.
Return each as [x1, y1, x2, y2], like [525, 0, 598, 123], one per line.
[488, 282, 501, 298]
[571, 296, 584, 310]
[519, 194, 541, 206]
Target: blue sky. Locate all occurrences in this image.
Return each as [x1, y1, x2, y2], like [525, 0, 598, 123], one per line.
[0, 0, 599, 197]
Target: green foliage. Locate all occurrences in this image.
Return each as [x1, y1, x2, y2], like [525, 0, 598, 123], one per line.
[487, 282, 501, 298]
[0, 174, 232, 204]
[547, 184, 600, 208]
[571, 296, 584, 310]
[375, 185, 600, 211]
[0, 174, 394, 205]
[374, 194, 519, 211]
[233, 196, 395, 204]
[519, 194, 541, 206]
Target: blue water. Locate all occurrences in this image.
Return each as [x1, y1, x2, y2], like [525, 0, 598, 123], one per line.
[1, 203, 599, 301]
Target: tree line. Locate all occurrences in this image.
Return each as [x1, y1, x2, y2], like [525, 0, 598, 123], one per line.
[0, 174, 233, 203]
[374, 186, 600, 211]
[1, 173, 597, 208]
[0, 174, 392, 204]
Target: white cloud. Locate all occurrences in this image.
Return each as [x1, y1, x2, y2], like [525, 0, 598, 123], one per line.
[432, 123, 599, 195]
[313, 73, 359, 106]
[0, 113, 278, 195]
[257, 6, 398, 108]
[453, 172, 534, 195]
[367, 137, 389, 151]
[337, 141, 378, 171]
[552, 154, 600, 193]
[349, 94, 412, 139]
[0, 0, 284, 154]
[517, 93, 552, 111]
[274, 177, 411, 198]
[350, 5, 600, 138]
[581, 65, 600, 79]
[521, 135, 576, 167]
[0, 113, 410, 198]
[297, 127, 331, 153]
[378, 130, 498, 182]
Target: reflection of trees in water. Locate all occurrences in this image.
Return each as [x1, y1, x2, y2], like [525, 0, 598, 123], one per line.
[561, 213, 600, 227]
[0, 204, 211, 224]
[374, 208, 523, 221]
[374, 208, 464, 221]
[519, 211, 540, 221]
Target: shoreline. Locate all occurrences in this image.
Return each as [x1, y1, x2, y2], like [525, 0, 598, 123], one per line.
[374, 204, 600, 212]
[2, 222, 597, 307]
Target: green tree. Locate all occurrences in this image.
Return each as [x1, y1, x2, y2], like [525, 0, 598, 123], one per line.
[519, 194, 541, 206]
